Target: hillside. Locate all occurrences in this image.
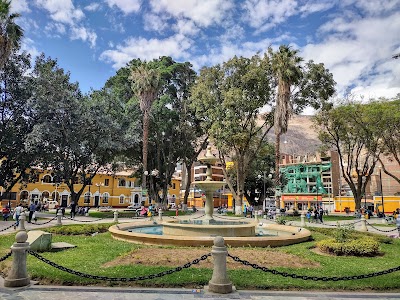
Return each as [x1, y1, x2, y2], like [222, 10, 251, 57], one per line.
[267, 115, 322, 155]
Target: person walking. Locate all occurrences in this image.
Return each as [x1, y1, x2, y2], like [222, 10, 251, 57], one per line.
[318, 207, 324, 223]
[70, 200, 76, 218]
[396, 213, 400, 237]
[13, 203, 23, 229]
[306, 210, 311, 223]
[28, 201, 37, 223]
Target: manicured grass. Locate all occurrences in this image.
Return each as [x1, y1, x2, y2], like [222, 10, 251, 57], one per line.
[0, 225, 399, 290]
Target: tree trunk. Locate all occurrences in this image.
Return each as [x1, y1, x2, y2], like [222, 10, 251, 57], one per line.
[184, 164, 192, 205]
[142, 111, 150, 189]
[275, 132, 281, 209]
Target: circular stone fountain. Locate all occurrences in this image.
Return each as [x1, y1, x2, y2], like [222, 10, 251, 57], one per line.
[109, 146, 311, 247]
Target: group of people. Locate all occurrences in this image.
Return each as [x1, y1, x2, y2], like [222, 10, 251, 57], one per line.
[306, 207, 325, 223]
[243, 205, 255, 217]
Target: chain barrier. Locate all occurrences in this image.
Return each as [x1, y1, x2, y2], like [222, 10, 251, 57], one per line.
[31, 216, 58, 226]
[62, 216, 105, 223]
[366, 222, 398, 233]
[28, 250, 211, 281]
[0, 222, 17, 232]
[0, 251, 12, 262]
[227, 253, 400, 281]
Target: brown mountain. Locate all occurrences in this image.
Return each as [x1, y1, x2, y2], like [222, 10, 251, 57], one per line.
[267, 115, 321, 155]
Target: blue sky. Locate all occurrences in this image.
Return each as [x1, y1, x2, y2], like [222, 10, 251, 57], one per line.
[10, 0, 400, 106]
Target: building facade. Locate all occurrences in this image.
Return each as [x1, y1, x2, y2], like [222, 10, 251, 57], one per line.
[1, 170, 181, 209]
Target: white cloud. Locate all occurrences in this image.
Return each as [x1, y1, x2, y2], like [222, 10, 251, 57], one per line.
[70, 26, 97, 48]
[149, 0, 234, 28]
[299, 1, 334, 16]
[105, 0, 141, 14]
[341, 0, 400, 16]
[172, 19, 200, 36]
[85, 3, 102, 12]
[143, 13, 169, 32]
[302, 11, 400, 99]
[34, 0, 84, 25]
[242, 0, 298, 32]
[45, 22, 66, 36]
[100, 34, 193, 69]
[10, 0, 30, 13]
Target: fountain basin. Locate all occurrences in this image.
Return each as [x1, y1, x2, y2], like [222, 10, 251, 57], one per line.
[109, 221, 311, 247]
[163, 219, 255, 237]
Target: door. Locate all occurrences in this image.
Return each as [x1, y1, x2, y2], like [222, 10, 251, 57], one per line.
[94, 195, 99, 207]
[61, 195, 68, 207]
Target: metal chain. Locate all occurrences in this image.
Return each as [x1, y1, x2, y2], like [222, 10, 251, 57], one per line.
[62, 216, 105, 223]
[0, 222, 17, 232]
[366, 222, 398, 232]
[31, 216, 58, 226]
[0, 251, 12, 262]
[28, 250, 211, 282]
[227, 253, 400, 281]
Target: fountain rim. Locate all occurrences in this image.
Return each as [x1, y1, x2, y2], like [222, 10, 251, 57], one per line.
[109, 221, 311, 247]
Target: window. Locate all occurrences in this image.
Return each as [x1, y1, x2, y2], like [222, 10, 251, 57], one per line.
[119, 195, 124, 204]
[102, 193, 109, 204]
[118, 179, 126, 187]
[104, 178, 109, 186]
[84, 192, 90, 204]
[42, 175, 52, 183]
[172, 183, 176, 189]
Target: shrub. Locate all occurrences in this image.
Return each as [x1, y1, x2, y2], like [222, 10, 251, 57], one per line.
[275, 216, 286, 225]
[45, 223, 114, 235]
[316, 237, 380, 256]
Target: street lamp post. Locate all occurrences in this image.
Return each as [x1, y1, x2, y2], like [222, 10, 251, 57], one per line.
[379, 166, 385, 216]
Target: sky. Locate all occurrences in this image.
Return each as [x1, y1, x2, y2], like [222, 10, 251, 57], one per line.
[10, 0, 400, 109]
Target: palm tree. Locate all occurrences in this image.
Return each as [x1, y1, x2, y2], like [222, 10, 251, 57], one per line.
[271, 45, 303, 208]
[130, 63, 162, 190]
[0, 0, 23, 69]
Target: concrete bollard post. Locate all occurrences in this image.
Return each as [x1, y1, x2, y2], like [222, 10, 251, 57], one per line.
[300, 213, 306, 227]
[158, 208, 163, 221]
[56, 211, 63, 226]
[360, 215, 368, 232]
[113, 210, 119, 223]
[207, 236, 233, 294]
[17, 212, 26, 231]
[4, 231, 30, 287]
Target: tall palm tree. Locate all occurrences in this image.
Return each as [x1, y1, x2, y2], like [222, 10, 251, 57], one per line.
[0, 0, 23, 69]
[271, 45, 303, 208]
[130, 63, 162, 190]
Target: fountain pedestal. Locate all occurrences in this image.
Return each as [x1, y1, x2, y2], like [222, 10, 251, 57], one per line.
[195, 146, 225, 222]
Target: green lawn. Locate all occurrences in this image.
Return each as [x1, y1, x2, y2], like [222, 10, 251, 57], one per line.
[0, 225, 399, 290]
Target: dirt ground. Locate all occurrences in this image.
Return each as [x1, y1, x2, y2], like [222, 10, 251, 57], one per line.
[103, 247, 320, 270]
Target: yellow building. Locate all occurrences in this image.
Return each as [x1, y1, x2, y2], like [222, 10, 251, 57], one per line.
[334, 196, 400, 214]
[1, 170, 181, 209]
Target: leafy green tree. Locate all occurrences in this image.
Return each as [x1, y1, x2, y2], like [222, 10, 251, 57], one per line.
[314, 102, 381, 209]
[367, 99, 400, 185]
[0, 0, 23, 69]
[0, 51, 35, 194]
[270, 45, 335, 208]
[27, 55, 128, 204]
[191, 54, 274, 214]
[130, 63, 162, 190]
[106, 57, 200, 207]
